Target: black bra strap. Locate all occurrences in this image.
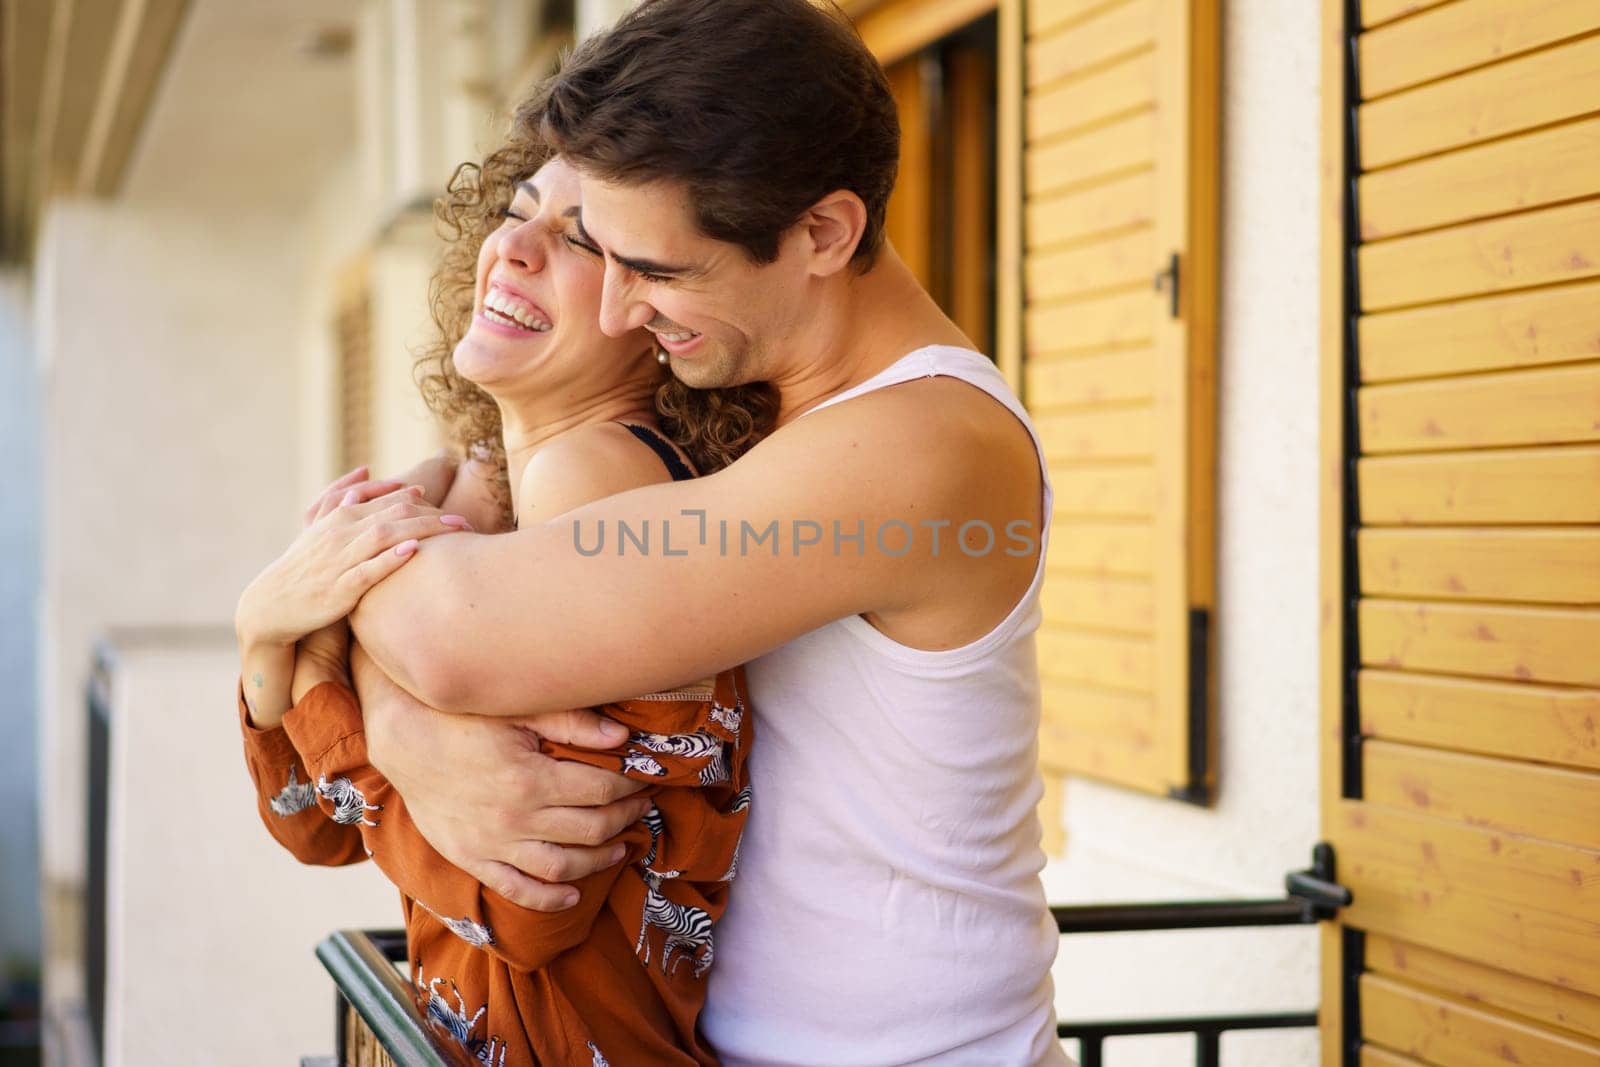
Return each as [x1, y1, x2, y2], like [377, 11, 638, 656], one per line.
[620, 423, 697, 481]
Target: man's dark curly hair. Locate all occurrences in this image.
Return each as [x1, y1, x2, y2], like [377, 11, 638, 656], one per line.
[538, 0, 900, 270]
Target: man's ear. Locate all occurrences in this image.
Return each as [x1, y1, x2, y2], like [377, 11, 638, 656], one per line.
[800, 190, 868, 277]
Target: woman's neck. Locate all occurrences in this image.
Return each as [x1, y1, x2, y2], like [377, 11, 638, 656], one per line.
[497, 390, 659, 513]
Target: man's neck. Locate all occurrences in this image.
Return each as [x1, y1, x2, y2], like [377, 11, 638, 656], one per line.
[768, 245, 975, 427]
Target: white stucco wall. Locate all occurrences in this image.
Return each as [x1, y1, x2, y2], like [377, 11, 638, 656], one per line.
[1041, 2, 1324, 1064]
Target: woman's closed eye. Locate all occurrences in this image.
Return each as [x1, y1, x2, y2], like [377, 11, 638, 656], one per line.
[563, 233, 601, 257]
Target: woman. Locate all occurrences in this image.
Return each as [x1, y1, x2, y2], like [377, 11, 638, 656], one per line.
[233, 115, 775, 1064]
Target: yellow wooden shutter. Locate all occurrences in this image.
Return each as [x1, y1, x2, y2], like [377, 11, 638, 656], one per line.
[1320, 2, 1600, 1062]
[335, 256, 374, 473]
[1023, 0, 1219, 800]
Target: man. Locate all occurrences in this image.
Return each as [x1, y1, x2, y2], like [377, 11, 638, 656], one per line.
[349, 1, 1069, 1062]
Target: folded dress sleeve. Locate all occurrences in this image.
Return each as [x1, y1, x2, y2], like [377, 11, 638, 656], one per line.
[237, 682, 369, 867]
[281, 681, 648, 973]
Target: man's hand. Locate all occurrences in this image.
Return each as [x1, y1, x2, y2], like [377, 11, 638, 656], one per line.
[351, 644, 649, 911]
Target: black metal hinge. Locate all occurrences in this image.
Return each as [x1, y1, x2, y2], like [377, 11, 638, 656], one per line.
[1286, 841, 1354, 922]
[1153, 251, 1181, 318]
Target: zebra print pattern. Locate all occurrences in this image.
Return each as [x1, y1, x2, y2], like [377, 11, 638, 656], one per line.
[623, 750, 668, 777]
[316, 774, 380, 826]
[267, 766, 317, 817]
[630, 728, 723, 761]
[420, 901, 495, 949]
[417, 967, 504, 1066]
[635, 868, 716, 979]
[709, 699, 743, 735]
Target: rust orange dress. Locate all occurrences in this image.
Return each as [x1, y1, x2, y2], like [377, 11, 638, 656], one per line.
[239, 665, 751, 1066]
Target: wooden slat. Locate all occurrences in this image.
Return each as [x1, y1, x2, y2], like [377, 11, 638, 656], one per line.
[1040, 573, 1154, 633]
[1359, 116, 1600, 241]
[1027, 0, 1154, 89]
[1026, 169, 1155, 249]
[1358, 1047, 1429, 1067]
[1027, 48, 1156, 142]
[1359, 599, 1600, 687]
[1026, 226, 1155, 301]
[1360, 0, 1451, 31]
[1025, 347, 1155, 407]
[1026, 109, 1156, 196]
[1026, 0, 1115, 40]
[1038, 681, 1160, 781]
[1365, 739, 1600, 849]
[1035, 403, 1153, 461]
[1046, 519, 1153, 576]
[1359, 199, 1600, 312]
[1359, 446, 1600, 526]
[1026, 290, 1154, 356]
[1358, 33, 1600, 170]
[1050, 464, 1156, 517]
[1357, 528, 1600, 604]
[1357, 362, 1600, 455]
[1359, 280, 1600, 382]
[1360, 669, 1600, 771]
[1366, 932, 1600, 1043]
[1039, 627, 1154, 692]
[1330, 799, 1600, 996]
[1358, 0, 1600, 101]
[1362, 973, 1600, 1067]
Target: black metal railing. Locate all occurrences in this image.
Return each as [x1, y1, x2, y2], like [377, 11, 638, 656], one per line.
[316, 929, 452, 1067]
[85, 645, 114, 1063]
[1054, 842, 1350, 1067]
[317, 844, 1350, 1066]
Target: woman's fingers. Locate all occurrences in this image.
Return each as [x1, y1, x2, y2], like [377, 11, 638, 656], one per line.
[303, 465, 369, 525]
[315, 479, 410, 523]
[335, 517, 468, 598]
[345, 510, 472, 568]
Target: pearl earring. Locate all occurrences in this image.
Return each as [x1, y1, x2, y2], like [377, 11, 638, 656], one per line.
[657, 348, 670, 365]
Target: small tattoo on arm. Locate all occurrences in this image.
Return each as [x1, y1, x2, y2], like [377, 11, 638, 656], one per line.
[253, 672, 265, 690]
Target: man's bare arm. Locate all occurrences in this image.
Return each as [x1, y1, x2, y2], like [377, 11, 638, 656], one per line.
[349, 379, 1039, 718]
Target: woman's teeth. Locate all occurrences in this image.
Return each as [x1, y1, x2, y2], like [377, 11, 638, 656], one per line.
[484, 289, 552, 332]
[658, 330, 698, 343]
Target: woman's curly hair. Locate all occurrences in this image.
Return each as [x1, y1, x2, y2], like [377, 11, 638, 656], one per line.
[414, 91, 779, 522]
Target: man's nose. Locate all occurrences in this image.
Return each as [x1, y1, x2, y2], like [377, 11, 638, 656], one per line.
[598, 262, 652, 338]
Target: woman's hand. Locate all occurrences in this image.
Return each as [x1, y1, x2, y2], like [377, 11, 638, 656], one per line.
[352, 645, 650, 911]
[302, 455, 459, 527]
[236, 486, 471, 650]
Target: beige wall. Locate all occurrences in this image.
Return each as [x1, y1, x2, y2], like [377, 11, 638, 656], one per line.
[35, 199, 314, 1021]
[101, 635, 398, 1067]
[1041, 1, 1323, 1063]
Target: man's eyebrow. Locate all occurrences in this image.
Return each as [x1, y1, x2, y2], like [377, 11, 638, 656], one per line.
[573, 207, 701, 277]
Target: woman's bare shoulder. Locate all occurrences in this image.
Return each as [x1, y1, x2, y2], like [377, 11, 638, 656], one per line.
[516, 421, 682, 526]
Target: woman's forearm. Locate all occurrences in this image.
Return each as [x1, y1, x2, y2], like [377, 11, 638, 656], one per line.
[238, 637, 295, 729]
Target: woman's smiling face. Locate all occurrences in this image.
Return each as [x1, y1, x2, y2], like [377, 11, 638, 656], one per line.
[453, 156, 652, 396]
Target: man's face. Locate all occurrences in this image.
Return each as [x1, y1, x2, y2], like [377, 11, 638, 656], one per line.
[575, 174, 805, 389]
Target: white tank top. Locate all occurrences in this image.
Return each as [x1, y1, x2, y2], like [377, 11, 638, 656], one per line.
[702, 345, 1073, 1066]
